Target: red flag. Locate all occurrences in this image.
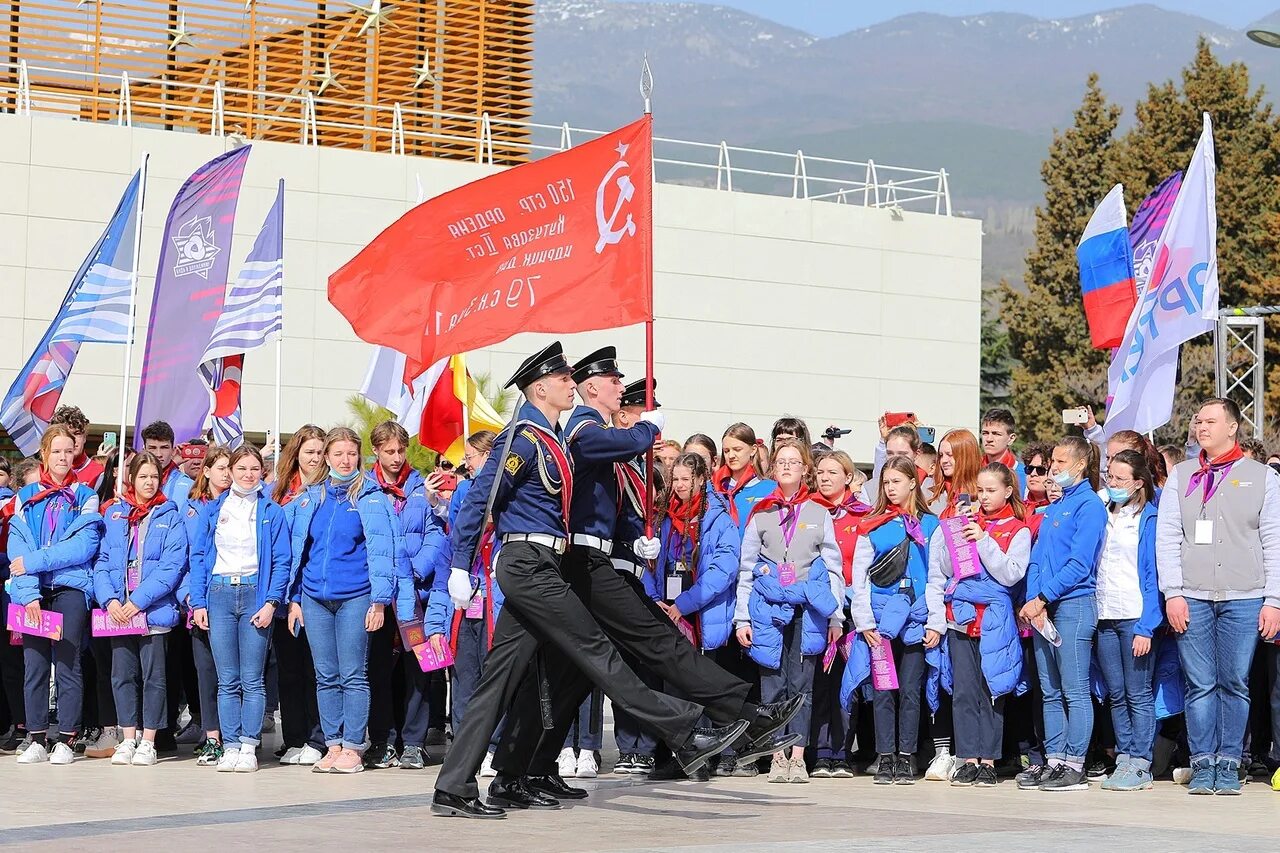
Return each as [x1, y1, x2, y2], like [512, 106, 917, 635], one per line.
[329, 117, 654, 366]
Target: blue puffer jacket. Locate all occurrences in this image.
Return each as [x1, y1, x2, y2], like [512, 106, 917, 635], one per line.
[745, 556, 838, 669]
[175, 497, 215, 607]
[94, 500, 187, 628]
[840, 592, 945, 713]
[187, 489, 292, 611]
[287, 477, 406, 618]
[645, 491, 740, 651]
[1026, 479, 1106, 604]
[947, 574, 1027, 699]
[8, 481, 102, 607]
[382, 470, 452, 635]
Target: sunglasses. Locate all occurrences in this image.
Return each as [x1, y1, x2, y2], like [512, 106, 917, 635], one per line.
[1026, 465, 1049, 476]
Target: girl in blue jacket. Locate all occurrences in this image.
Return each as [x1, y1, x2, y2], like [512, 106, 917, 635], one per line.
[1018, 435, 1106, 792]
[649, 452, 741, 653]
[848, 455, 939, 785]
[189, 444, 292, 773]
[10, 426, 103, 766]
[94, 452, 187, 767]
[286, 427, 407, 775]
[1095, 449, 1163, 792]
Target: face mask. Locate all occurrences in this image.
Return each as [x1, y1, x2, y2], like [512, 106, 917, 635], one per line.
[1106, 487, 1132, 505]
[230, 482, 259, 498]
[329, 467, 360, 483]
[1052, 468, 1077, 488]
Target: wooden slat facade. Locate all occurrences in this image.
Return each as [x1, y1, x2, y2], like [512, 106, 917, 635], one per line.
[0, 0, 533, 163]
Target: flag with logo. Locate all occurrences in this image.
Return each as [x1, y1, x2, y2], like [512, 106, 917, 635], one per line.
[1105, 114, 1219, 437]
[1129, 170, 1183, 299]
[329, 117, 653, 366]
[1076, 184, 1135, 349]
[360, 348, 504, 464]
[134, 146, 251, 447]
[0, 170, 142, 454]
[198, 180, 284, 448]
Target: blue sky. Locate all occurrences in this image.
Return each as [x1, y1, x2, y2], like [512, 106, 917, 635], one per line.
[621, 1, 1279, 37]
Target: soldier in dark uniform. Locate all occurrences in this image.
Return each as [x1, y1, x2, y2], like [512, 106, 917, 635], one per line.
[489, 349, 805, 795]
[432, 342, 748, 820]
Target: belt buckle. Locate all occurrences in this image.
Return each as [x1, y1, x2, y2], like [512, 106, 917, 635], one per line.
[231, 575, 241, 586]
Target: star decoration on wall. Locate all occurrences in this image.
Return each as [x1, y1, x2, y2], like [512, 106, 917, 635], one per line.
[349, 0, 394, 37]
[168, 11, 195, 50]
[311, 54, 346, 96]
[413, 50, 437, 89]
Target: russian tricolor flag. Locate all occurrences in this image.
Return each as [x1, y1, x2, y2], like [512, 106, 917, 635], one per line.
[1077, 184, 1137, 350]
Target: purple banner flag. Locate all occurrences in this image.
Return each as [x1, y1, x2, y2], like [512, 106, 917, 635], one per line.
[1129, 170, 1183, 300]
[134, 147, 251, 446]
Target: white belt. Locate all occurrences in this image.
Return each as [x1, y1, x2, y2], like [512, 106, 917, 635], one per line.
[502, 533, 568, 555]
[610, 558, 644, 579]
[571, 534, 613, 553]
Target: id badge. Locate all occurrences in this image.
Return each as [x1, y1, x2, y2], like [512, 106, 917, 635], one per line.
[666, 575, 683, 602]
[1194, 519, 1214, 545]
[778, 561, 797, 586]
[126, 560, 142, 592]
[465, 593, 484, 619]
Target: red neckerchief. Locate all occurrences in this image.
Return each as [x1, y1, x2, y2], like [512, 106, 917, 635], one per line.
[1023, 494, 1050, 514]
[159, 461, 181, 488]
[278, 472, 306, 506]
[667, 491, 704, 540]
[373, 463, 411, 501]
[0, 495, 15, 551]
[748, 484, 811, 523]
[812, 489, 872, 519]
[121, 488, 167, 526]
[990, 449, 1019, 470]
[977, 503, 1025, 553]
[857, 505, 925, 545]
[713, 463, 757, 526]
[1185, 444, 1244, 503]
[814, 490, 867, 585]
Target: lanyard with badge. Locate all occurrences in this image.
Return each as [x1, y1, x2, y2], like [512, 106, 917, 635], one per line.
[777, 506, 800, 586]
[126, 520, 146, 596]
[1193, 462, 1235, 545]
[668, 529, 693, 602]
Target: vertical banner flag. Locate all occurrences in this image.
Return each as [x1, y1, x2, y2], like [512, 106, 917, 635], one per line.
[329, 117, 653, 365]
[134, 146, 251, 447]
[1129, 170, 1183, 299]
[1077, 184, 1136, 349]
[198, 180, 284, 448]
[0, 171, 142, 454]
[1105, 114, 1219, 437]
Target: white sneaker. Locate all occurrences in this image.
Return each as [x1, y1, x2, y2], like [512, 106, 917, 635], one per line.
[49, 742, 77, 765]
[17, 741, 49, 764]
[480, 751, 497, 778]
[297, 745, 323, 766]
[111, 739, 137, 766]
[1173, 766, 1192, 785]
[216, 746, 241, 772]
[767, 755, 791, 783]
[925, 748, 956, 781]
[235, 750, 258, 773]
[576, 751, 598, 779]
[131, 740, 157, 767]
[279, 746, 303, 765]
[557, 747, 577, 779]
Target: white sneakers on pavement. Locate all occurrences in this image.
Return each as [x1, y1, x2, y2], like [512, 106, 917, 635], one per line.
[557, 747, 577, 779]
[925, 747, 957, 782]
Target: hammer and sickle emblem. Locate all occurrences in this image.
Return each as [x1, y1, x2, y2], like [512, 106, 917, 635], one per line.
[595, 158, 637, 254]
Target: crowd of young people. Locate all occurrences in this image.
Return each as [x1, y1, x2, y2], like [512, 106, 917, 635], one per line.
[0, 393, 1277, 799]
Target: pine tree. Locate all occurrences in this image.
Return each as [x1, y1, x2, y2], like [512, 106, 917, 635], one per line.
[1000, 74, 1120, 441]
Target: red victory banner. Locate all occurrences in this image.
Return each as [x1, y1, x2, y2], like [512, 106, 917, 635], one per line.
[329, 116, 654, 366]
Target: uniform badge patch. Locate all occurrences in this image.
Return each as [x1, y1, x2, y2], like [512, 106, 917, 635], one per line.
[505, 454, 524, 477]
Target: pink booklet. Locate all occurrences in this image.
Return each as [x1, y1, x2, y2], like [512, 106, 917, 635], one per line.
[869, 638, 899, 691]
[412, 640, 455, 673]
[5, 603, 64, 641]
[941, 516, 982, 590]
[91, 609, 149, 637]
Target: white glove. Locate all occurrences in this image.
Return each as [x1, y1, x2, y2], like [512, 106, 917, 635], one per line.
[639, 409, 666, 432]
[448, 569, 474, 610]
[633, 536, 661, 561]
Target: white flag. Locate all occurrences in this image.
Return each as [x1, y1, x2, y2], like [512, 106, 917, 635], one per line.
[1105, 113, 1219, 437]
[359, 346, 448, 439]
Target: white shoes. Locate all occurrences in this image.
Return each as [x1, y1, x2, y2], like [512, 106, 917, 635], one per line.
[279, 746, 303, 765]
[131, 740, 157, 766]
[17, 742, 49, 764]
[1173, 766, 1192, 785]
[479, 751, 497, 778]
[557, 747, 577, 779]
[235, 750, 258, 773]
[925, 748, 956, 782]
[297, 744, 323, 766]
[767, 755, 790, 783]
[49, 742, 77, 765]
[217, 746, 241, 772]
[576, 751, 598, 779]
[111, 739, 137, 766]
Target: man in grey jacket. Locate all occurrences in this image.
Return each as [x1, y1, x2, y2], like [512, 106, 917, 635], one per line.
[1157, 397, 1280, 795]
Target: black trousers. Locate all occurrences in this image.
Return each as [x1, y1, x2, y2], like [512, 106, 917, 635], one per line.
[367, 615, 400, 746]
[950, 630, 1004, 761]
[273, 619, 324, 750]
[492, 546, 753, 778]
[435, 541, 703, 799]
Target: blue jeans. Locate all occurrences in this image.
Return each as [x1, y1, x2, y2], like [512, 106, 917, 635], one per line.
[452, 615, 502, 750]
[1033, 595, 1097, 765]
[207, 577, 271, 746]
[563, 690, 604, 752]
[1178, 597, 1263, 763]
[1095, 619, 1156, 766]
[303, 593, 371, 750]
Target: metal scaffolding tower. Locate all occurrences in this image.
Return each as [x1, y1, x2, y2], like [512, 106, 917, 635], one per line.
[1215, 307, 1273, 436]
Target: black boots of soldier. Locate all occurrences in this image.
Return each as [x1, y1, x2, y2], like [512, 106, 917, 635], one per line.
[487, 774, 563, 810]
[431, 790, 507, 819]
[675, 719, 751, 776]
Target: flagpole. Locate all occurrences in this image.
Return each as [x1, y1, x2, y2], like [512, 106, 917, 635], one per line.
[273, 179, 284, 455]
[118, 151, 149, 495]
[641, 56, 656, 537]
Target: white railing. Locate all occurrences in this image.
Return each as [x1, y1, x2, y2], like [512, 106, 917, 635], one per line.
[0, 60, 952, 216]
